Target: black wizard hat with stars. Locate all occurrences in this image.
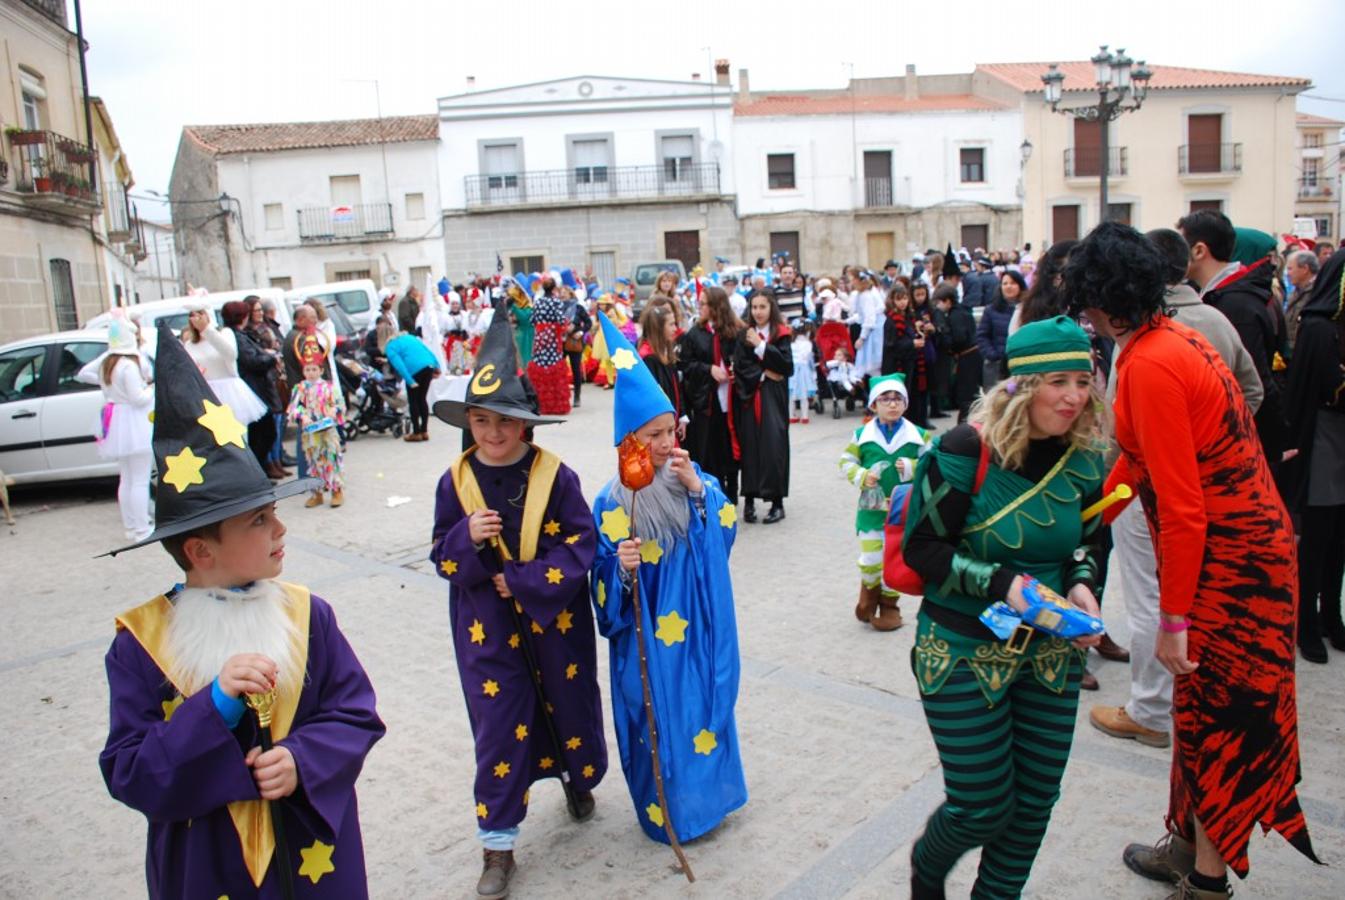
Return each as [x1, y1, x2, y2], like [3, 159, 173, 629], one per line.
[432, 310, 562, 428]
[103, 323, 319, 557]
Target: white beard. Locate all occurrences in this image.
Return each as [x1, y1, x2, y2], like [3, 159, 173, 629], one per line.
[166, 580, 305, 698]
[609, 461, 691, 545]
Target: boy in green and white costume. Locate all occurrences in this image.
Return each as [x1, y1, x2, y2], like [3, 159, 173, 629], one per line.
[838, 373, 932, 630]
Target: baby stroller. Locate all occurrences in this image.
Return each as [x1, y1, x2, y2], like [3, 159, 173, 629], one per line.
[338, 355, 411, 439]
[814, 320, 863, 419]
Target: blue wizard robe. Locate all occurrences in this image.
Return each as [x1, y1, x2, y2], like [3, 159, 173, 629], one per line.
[590, 466, 748, 843]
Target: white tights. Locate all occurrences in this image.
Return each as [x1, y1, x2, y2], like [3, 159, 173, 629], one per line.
[116, 451, 153, 537]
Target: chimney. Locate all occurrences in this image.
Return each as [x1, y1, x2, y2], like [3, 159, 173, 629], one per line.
[466, 75, 476, 91]
[692, 72, 701, 81]
[738, 68, 750, 103]
[715, 58, 730, 86]
[904, 64, 918, 101]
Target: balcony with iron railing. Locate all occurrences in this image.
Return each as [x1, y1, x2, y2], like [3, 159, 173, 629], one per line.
[105, 181, 132, 241]
[4, 128, 100, 215]
[464, 162, 721, 210]
[1297, 178, 1335, 201]
[1064, 147, 1128, 179]
[1179, 143, 1242, 178]
[297, 203, 394, 242]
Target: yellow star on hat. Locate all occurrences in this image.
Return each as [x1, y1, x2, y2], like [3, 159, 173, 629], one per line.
[161, 447, 207, 493]
[196, 399, 247, 448]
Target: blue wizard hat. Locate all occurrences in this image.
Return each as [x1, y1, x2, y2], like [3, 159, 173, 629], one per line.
[559, 268, 581, 290]
[597, 311, 674, 446]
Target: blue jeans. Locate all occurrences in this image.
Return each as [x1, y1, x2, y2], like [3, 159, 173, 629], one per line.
[295, 433, 308, 479]
[268, 412, 285, 463]
[477, 827, 519, 850]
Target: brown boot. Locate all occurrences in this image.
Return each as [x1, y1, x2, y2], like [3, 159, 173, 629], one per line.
[264, 461, 286, 480]
[1096, 632, 1131, 662]
[871, 595, 903, 631]
[1124, 831, 1196, 883]
[329, 489, 344, 508]
[855, 582, 880, 622]
[304, 490, 324, 508]
[476, 848, 515, 900]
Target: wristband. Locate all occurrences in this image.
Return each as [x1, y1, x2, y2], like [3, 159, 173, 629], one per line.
[1158, 617, 1189, 634]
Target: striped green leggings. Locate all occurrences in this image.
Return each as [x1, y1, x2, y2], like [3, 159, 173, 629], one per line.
[857, 528, 899, 596]
[912, 658, 1082, 899]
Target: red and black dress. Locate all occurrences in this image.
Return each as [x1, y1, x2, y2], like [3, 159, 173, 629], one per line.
[733, 324, 793, 505]
[526, 294, 572, 415]
[1106, 316, 1318, 876]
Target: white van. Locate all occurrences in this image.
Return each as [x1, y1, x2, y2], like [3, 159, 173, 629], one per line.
[286, 280, 377, 331]
[87, 288, 293, 346]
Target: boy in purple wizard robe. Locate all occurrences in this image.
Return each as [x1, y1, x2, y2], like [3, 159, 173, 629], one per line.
[99, 323, 385, 898]
[430, 312, 606, 900]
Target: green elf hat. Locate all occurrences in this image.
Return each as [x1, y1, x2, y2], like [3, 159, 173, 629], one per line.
[1005, 315, 1093, 376]
[867, 372, 908, 409]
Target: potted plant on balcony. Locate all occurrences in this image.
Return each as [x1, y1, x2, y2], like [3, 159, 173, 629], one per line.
[32, 159, 52, 193]
[50, 170, 70, 195]
[5, 126, 44, 146]
[61, 142, 95, 164]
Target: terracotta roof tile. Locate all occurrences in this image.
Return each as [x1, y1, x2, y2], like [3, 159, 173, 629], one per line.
[185, 115, 439, 155]
[1296, 112, 1344, 127]
[977, 62, 1309, 94]
[735, 93, 1007, 116]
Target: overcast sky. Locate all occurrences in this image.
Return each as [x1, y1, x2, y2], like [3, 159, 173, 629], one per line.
[77, 0, 1345, 222]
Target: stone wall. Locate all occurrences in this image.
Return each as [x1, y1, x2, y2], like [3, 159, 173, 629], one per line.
[169, 134, 235, 291]
[0, 212, 105, 339]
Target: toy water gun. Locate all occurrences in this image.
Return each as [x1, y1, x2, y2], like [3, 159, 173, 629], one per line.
[979, 576, 1105, 653]
[1082, 483, 1131, 520]
[303, 416, 336, 434]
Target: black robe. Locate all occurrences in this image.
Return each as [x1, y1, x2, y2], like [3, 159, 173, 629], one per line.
[640, 348, 683, 422]
[678, 324, 740, 503]
[733, 327, 793, 501]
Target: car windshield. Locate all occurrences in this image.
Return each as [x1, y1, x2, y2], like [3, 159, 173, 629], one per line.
[635, 265, 677, 285]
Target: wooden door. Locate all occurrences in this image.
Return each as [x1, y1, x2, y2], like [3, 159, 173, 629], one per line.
[769, 231, 800, 269]
[1188, 115, 1222, 173]
[960, 224, 989, 252]
[1052, 205, 1080, 242]
[866, 232, 894, 271]
[664, 230, 700, 271]
[1073, 119, 1102, 176]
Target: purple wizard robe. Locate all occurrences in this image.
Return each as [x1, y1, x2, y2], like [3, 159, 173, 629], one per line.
[430, 444, 606, 832]
[100, 586, 384, 898]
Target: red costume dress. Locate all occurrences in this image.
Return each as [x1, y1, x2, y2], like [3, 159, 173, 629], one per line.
[1105, 317, 1317, 876]
[527, 294, 572, 415]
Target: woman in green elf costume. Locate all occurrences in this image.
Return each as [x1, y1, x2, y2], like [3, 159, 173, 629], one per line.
[899, 315, 1108, 899]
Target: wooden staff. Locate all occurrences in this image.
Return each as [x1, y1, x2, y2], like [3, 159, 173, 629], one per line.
[488, 536, 585, 822]
[627, 490, 696, 883]
[245, 690, 295, 900]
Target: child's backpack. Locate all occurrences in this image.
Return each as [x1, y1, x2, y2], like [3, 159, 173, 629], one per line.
[882, 426, 991, 596]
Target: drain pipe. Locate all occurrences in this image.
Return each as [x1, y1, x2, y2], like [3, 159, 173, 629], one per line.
[73, 0, 96, 192]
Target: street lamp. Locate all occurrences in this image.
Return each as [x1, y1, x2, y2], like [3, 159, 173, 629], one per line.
[1041, 47, 1152, 224]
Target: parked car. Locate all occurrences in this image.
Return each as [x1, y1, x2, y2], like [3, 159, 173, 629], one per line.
[86, 288, 293, 356]
[630, 260, 687, 306]
[0, 329, 117, 485]
[285, 279, 377, 331]
[287, 295, 363, 353]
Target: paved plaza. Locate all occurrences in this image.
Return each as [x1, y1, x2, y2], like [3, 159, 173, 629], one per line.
[1, 387, 1342, 899]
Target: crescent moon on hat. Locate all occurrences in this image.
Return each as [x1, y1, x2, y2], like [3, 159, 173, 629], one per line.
[470, 363, 501, 396]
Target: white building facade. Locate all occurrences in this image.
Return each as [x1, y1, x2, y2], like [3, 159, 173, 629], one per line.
[437, 71, 737, 282]
[170, 116, 446, 294]
[1294, 112, 1342, 242]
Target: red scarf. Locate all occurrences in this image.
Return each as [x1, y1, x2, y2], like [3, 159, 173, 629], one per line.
[710, 327, 740, 461]
[887, 311, 927, 390]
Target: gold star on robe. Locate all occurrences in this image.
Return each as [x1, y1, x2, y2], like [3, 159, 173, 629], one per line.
[596, 581, 607, 608]
[718, 501, 737, 528]
[196, 399, 247, 448]
[297, 839, 335, 884]
[468, 619, 486, 645]
[493, 761, 511, 779]
[440, 559, 458, 576]
[566, 736, 582, 750]
[476, 802, 488, 819]
[523, 789, 530, 806]
[161, 447, 207, 493]
[639, 538, 664, 565]
[543, 519, 561, 536]
[582, 764, 595, 778]
[654, 610, 690, 646]
[515, 724, 528, 741]
[482, 680, 500, 698]
[565, 534, 581, 545]
[508, 632, 521, 649]
[646, 803, 665, 827]
[565, 662, 578, 680]
[545, 567, 564, 585]
[599, 506, 631, 542]
[611, 347, 638, 370]
[530, 620, 544, 635]
[539, 757, 554, 770]
[161, 695, 184, 721]
[693, 728, 718, 756]
[555, 610, 574, 634]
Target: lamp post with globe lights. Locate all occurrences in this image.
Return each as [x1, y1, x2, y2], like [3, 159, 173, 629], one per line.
[1041, 47, 1152, 224]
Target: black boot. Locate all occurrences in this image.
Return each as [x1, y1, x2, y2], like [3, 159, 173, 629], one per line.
[764, 501, 785, 524]
[743, 499, 757, 523]
[1300, 634, 1329, 664]
[1327, 621, 1345, 652]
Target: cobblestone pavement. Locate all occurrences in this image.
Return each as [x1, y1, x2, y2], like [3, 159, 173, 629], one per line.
[2, 387, 1342, 898]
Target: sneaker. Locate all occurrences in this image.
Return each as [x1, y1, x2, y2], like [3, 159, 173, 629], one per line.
[1123, 832, 1195, 883]
[1089, 705, 1171, 748]
[476, 848, 515, 900]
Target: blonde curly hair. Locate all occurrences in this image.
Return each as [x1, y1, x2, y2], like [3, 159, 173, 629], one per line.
[969, 373, 1109, 471]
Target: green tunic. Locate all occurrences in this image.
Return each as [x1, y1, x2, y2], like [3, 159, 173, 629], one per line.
[903, 434, 1104, 704]
[512, 302, 534, 366]
[838, 417, 931, 531]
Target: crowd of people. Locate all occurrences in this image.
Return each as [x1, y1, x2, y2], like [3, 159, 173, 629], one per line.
[83, 212, 1341, 899]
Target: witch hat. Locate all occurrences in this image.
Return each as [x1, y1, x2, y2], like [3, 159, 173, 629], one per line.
[432, 311, 562, 428]
[103, 323, 319, 557]
[942, 244, 961, 280]
[596, 311, 674, 445]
